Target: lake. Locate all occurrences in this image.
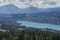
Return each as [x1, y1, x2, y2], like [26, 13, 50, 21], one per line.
[17, 21, 60, 30]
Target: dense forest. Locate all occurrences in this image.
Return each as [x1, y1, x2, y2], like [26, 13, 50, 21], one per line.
[0, 29, 60, 40]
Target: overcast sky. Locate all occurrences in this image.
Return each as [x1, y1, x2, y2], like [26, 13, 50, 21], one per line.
[0, 0, 60, 8]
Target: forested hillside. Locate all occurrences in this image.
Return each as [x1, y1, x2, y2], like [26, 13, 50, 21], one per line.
[0, 29, 60, 40]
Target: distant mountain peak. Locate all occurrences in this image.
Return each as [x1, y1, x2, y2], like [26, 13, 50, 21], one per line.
[0, 4, 21, 14]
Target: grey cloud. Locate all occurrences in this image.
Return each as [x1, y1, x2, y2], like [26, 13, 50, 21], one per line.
[42, 1, 56, 5]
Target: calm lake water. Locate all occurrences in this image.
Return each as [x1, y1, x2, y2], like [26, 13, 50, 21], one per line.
[17, 21, 60, 30]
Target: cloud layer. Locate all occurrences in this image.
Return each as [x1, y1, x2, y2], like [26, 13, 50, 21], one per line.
[0, 0, 60, 8]
[0, 0, 9, 7]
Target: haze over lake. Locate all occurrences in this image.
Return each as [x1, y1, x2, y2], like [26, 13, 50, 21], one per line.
[17, 21, 60, 30]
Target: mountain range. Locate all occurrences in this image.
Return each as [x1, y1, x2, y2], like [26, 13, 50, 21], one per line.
[0, 4, 60, 14]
